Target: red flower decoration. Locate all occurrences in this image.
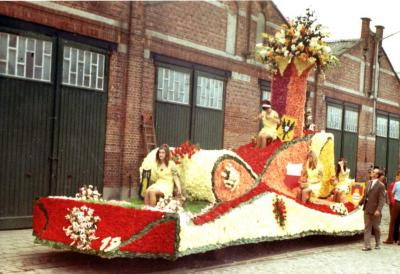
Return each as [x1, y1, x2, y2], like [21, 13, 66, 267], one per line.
[171, 141, 199, 164]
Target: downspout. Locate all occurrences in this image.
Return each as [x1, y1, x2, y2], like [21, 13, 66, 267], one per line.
[121, 1, 133, 199]
[312, 67, 320, 127]
[371, 26, 383, 135]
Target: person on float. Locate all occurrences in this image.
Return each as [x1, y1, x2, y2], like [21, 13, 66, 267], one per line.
[255, 100, 280, 148]
[331, 158, 353, 203]
[359, 168, 386, 251]
[383, 170, 400, 244]
[144, 144, 182, 206]
[297, 151, 323, 203]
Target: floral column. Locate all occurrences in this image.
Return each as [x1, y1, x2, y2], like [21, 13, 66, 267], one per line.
[271, 62, 312, 137]
[256, 9, 337, 138]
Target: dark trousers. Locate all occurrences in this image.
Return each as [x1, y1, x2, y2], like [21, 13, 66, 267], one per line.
[387, 201, 400, 242]
[364, 212, 381, 248]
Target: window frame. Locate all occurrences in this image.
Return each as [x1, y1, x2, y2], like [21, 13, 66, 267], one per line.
[61, 40, 108, 92]
[259, 79, 271, 102]
[194, 70, 225, 111]
[0, 29, 54, 83]
[155, 64, 192, 106]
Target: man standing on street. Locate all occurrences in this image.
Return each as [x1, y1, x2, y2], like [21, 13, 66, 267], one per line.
[359, 168, 386, 251]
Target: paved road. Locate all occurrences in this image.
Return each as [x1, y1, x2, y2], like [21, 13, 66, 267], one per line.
[0, 206, 398, 274]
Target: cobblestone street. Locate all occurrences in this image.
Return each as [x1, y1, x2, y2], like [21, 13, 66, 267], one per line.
[1, 207, 398, 274]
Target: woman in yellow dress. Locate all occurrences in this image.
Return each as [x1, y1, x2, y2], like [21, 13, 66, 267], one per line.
[144, 144, 182, 207]
[332, 158, 352, 202]
[256, 100, 280, 148]
[298, 151, 323, 203]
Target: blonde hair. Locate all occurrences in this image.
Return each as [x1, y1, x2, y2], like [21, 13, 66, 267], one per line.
[307, 151, 318, 170]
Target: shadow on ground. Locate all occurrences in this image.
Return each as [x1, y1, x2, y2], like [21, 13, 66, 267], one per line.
[33, 234, 363, 273]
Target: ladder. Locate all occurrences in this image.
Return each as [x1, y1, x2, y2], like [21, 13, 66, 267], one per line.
[141, 114, 157, 154]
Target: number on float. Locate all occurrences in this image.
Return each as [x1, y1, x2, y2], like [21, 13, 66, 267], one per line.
[100, 236, 121, 252]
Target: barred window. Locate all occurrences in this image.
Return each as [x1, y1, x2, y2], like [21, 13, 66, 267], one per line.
[0, 32, 52, 82]
[344, 109, 358, 133]
[326, 105, 342, 130]
[196, 76, 224, 110]
[376, 116, 388, 137]
[389, 119, 399, 139]
[62, 46, 105, 91]
[156, 67, 190, 105]
[260, 80, 271, 101]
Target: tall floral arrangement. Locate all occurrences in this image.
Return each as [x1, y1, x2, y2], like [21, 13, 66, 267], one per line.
[255, 9, 338, 76]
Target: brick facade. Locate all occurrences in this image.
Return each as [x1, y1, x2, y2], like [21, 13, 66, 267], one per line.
[1, 1, 399, 198]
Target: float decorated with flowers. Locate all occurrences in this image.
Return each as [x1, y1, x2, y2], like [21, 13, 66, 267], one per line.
[33, 10, 365, 260]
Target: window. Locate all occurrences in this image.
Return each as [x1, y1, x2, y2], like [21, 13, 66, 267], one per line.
[376, 116, 388, 137]
[0, 31, 52, 82]
[156, 66, 190, 105]
[344, 109, 358, 133]
[62, 46, 105, 91]
[327, 105, 343, 130]
[260, 80, 271, 101]
[196, 76, 223, 110]
[389, 119, 400, 139]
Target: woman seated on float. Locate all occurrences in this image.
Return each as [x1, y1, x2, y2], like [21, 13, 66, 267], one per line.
[330, 158, 353, 203]
[144, 144, 182, 207]
[298, 151, 323, 203]
[256, 100, 280, 148]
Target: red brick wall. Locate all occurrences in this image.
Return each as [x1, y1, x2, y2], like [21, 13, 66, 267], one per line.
[224, 78, 261, 148]
[145, 2, 227, 52]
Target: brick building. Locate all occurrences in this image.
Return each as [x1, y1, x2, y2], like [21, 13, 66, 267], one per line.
[0, 1, 399, 229]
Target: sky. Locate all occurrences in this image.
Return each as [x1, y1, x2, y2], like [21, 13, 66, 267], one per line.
[273, 0, 400, 73]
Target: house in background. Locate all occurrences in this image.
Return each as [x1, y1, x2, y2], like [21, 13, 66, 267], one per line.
[0, 1, 399, 229]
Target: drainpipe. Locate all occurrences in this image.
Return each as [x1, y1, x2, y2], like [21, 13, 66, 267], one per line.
[312, 67, 320, 126]
[121, 1, 133, 199]
[371, 25, 384, 135]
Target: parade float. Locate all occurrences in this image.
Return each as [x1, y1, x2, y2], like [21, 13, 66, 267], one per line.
[32, 10, 366, 260]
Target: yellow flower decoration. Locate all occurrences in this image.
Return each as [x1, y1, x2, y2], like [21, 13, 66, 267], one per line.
[277, 115, 297, 142]
[318, 138, 336, 198]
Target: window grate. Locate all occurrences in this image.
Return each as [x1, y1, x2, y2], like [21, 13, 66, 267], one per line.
[327, 105, 343, 130]
[389, 119, 399, 139]
[376, 116, 388, 137]
[196, 76, 223, 110]
[0, 31, 52, 82]
[344, 109, 358, 133]
[156, 67, 190, 105]
[62, 46, 105, 91]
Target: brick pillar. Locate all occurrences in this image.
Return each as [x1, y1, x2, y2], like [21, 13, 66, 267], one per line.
[360, 17, 371, 51]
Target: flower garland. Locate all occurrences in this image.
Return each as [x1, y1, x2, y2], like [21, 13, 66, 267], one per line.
[272, 195, 287, 228]
[255, 9, 338, 76]
[63, 205, 101, 250]
[75, 185, 102, 201]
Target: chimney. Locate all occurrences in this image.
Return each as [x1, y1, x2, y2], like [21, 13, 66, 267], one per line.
[375, 25, 384, 49]
[361, 17, 371, 51]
